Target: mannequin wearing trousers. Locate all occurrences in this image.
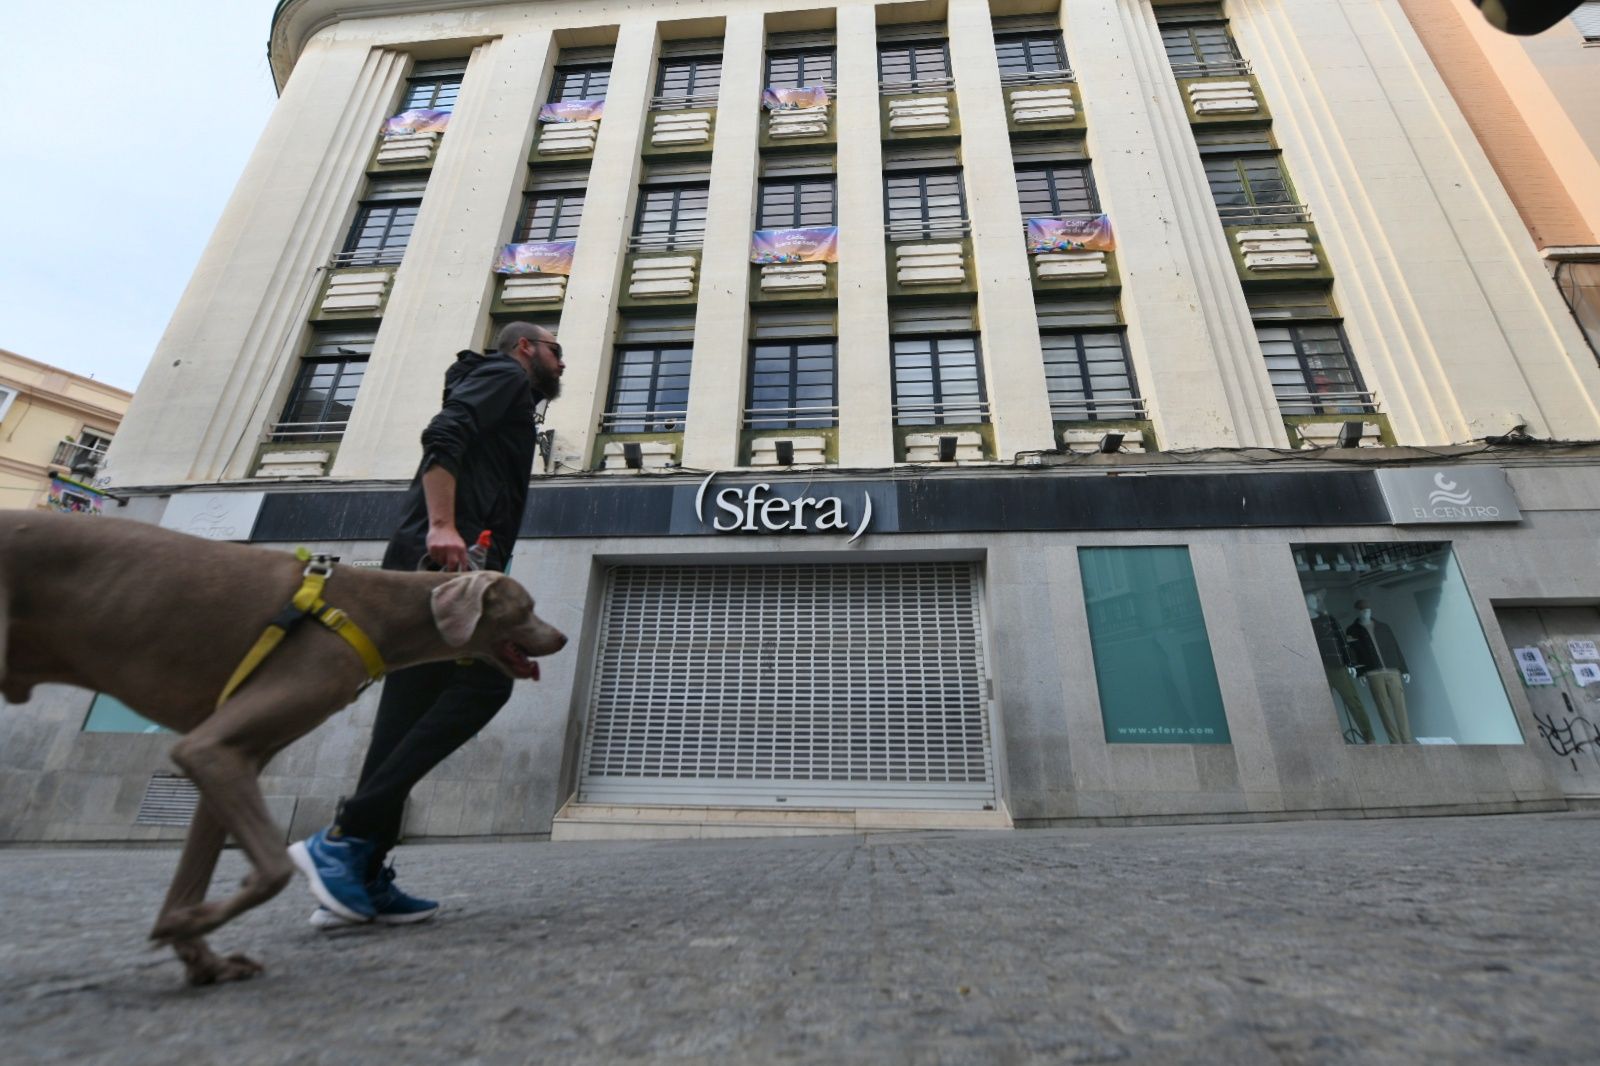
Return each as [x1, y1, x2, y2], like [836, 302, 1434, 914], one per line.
[1307, 591, 1374, 743]
[1346, 599, 1415, 744]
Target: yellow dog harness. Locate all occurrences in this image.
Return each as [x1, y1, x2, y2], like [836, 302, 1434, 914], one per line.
[217, 550, 386, 708]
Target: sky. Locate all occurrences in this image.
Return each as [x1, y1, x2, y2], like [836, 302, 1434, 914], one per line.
[0, 2, 278, 391]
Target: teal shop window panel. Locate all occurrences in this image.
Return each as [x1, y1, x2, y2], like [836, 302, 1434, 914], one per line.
[1079, 546, 1230, 744]
[83, 693, 169, 734]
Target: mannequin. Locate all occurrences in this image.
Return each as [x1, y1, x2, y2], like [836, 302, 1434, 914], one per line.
[1306, 590, 1373, 743]
[1346, 599, 1415, 744]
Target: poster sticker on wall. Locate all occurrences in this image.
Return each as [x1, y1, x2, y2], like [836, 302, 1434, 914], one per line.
[1514, 646, 1555, 686]
[1567, 640, 1599, 661]
[1572, 663, 1600, 688]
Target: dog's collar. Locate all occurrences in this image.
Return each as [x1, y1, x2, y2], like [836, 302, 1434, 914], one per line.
[216, 552, 386, 708]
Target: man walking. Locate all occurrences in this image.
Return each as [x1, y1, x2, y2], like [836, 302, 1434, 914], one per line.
[289, 321, 564, 926]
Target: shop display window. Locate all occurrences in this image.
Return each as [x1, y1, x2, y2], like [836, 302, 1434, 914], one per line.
[1293, 542, 1520, 745]
[1079, 547, 1230, 744]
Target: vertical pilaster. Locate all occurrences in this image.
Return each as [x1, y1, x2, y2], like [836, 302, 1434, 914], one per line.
[680, 12, 766, 471]
[540, 22, 659, 473]
[335, 32, 556, 479]
[110, 39, 409, 486]
[835, 2, 896, 467]
[948, 0, 1056, 459]
[1063, 0, 1287, 449]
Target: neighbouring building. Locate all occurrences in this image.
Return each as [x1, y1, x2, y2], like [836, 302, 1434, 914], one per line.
[5, 0, 1600, 844]
[0, 348, 131, 517]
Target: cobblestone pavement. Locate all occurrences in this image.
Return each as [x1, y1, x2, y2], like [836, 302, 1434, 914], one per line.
[2, 812, 1597, 1065]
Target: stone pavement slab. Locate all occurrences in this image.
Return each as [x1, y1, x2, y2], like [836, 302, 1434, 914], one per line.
[1, 812, 1598, 1065]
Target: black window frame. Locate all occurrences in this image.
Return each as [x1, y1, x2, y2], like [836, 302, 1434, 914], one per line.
[765, 48, 837, 89]
[756, 178, 838, 229]
[1248, 292, 1373, 416]
[1159, 21, 1245, 76]
[1040, 328, 1143, 422]
[890, 332, 989, 427]
[655, 55, 723, 102]
[1203, 152, 1302, 223]
[401, 61, 466, 112]
[883, 169, 967, 240]
[602, 345, 694, 433]
[994, 30, 1069, 80]
[549, 63, 611, 103]
[1015, 162, 1100, 218]
[515, 189, 586, 242]
[632, 183, 710, 250]
[746, 339, 839, 430]
[877, 39, 952, 88]
[274, 332, 374, 443]
[339, 182, 423, 267]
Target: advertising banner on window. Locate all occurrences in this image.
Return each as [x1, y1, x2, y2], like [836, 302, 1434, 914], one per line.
[382, 108, 452, 138]
[539, 99, 606, 123]
[762, 86, 830, 111]
[495, 241, 578, 276]
[47, 476, 104, 515]
[751, 227, 840, 264]
[1026, 215, 1115, 254]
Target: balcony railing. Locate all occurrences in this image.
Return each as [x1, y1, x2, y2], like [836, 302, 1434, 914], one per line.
[268, 420, 349, 443]
[629, 230, 707, 252]
[600, 408, 688, 433]
[1274, 390, 1378, 415]
[1169, 59, 1253, 79]
[885, 217, 971, 242]
[329, 248, 405, 269]
[743, 404, 839, 429]
[651, 91, 721, 111]
[51, 439, 108, 475]
[1051, 397, 1148, 421]
[999, 67, 1075, 86]
[892, 400, 991, 425]
[1215, 203, 1313, 227]
[879, 75, 955, 96]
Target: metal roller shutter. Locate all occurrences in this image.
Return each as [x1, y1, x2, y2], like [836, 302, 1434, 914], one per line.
[580, 562, 997, 810]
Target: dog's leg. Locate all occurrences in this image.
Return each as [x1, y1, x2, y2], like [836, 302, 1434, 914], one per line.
[151, 798, 265, 985]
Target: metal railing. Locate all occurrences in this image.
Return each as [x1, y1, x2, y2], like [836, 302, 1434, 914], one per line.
[629, 230, 706, 252]
[600, 409, 688, 432]
[329, 248, 405, 269]
[885, 217, 971, 242]
[1274, 391, 1378, 415]
[1051, 397, 1147, 421]
[742, 405, 839, 429]
[891, 400, 991, 424]
[999, 68, 1076, 86]
[1169, 59, 1252, 79]
[51, 439, 108, 475]
[879, 76, 955, 97]
[1215, 203, 1313, 227]
[651, 91, 721, 111]
[268, 420, 349, 443]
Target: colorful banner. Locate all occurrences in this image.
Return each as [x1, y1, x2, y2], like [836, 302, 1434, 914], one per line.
[762, 85, 830, 111]
[47, 476, 104, 515]
[382, 108, 452, 138]
[1026, 215, 1115, 254]
[539, 99, 606, 123]
[751, 227, 840, 264]
[494, 241, 578, 276]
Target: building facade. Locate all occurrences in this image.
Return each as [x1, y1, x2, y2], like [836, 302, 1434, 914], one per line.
[0, 349, 130, 516]
[6, 0, 1600, 843]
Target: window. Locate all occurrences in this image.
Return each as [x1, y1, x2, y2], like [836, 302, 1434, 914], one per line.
[603, 345, 692, 433]
[550, 63, 610, 102]
[1080, 547, 1229, 744]
[884, 170, 967, 240]
[891, 333, 988, 426]
[747, 341, 837, 429]
[633, 183, 709, 249]
[1203, 153, 1298, 223]
[83, 693, 169, 734]
[338, 178, 425, 267]
[656, 55, 722, 102]
[274, 330, 373, 442]
[766, 48, 836, 88]
[757, 179, 837, 229]
[1573, 2, 1600, 41]
[0, 385, 19, 425]
[1293, 543, 1520, 745]
[878, 39, 951, 87]
[1155, 5, 1246, 76]
[1248, 290, 1372, 415]
[515, 189, 585, 242]
[1041, 330, 1141, 422]
[1015, 163, 1099, 218]
[402, 58, 467, 111]
[994, 31, 1069, 80]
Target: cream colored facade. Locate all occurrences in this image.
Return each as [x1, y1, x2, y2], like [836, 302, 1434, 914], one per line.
[0, 349, 131, 512]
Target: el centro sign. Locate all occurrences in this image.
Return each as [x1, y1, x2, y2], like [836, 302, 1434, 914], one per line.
[695, 473, 873, 542]
[1375, 468, 1521, 525]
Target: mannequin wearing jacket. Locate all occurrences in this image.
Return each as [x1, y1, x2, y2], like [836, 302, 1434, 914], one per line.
[1346, 599, 1415, 744]
[1307, 591, 1373, 743]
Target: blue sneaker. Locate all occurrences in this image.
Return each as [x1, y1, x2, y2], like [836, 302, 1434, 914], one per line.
[365, 863, 439, 924]
[288, 828, 377, 923]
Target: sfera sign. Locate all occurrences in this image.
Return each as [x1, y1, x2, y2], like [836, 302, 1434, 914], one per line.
[695, 474, 873, 542]
[1376, 468, 1521, 525]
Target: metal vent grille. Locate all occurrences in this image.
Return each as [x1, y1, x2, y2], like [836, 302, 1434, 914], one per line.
[136, 774, 199, 827]
[580, 562, 996, 810]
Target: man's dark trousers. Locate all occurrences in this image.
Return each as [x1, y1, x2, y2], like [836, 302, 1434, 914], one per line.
[336, 659, 514, 874]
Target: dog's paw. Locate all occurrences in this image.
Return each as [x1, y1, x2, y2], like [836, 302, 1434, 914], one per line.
[186, 952, 265, 987]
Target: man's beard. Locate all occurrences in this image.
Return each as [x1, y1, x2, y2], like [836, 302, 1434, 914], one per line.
[531, 361, 562, 400]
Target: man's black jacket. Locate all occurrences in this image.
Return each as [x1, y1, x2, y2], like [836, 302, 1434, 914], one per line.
[383, 350, 543, 572]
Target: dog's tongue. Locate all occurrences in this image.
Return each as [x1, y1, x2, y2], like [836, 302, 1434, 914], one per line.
[530, 660, 540, 681]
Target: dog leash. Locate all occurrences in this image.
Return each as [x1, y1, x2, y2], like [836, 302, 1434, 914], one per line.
[216, 549, 386, 708]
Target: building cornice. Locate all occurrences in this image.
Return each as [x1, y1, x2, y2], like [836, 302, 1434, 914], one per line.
[269, 0, 511, 90]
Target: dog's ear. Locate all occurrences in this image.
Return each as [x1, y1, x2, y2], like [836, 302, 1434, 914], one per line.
[430, 571, 499, 647]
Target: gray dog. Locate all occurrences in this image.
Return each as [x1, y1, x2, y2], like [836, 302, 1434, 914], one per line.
[0, 511, 566, 985]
